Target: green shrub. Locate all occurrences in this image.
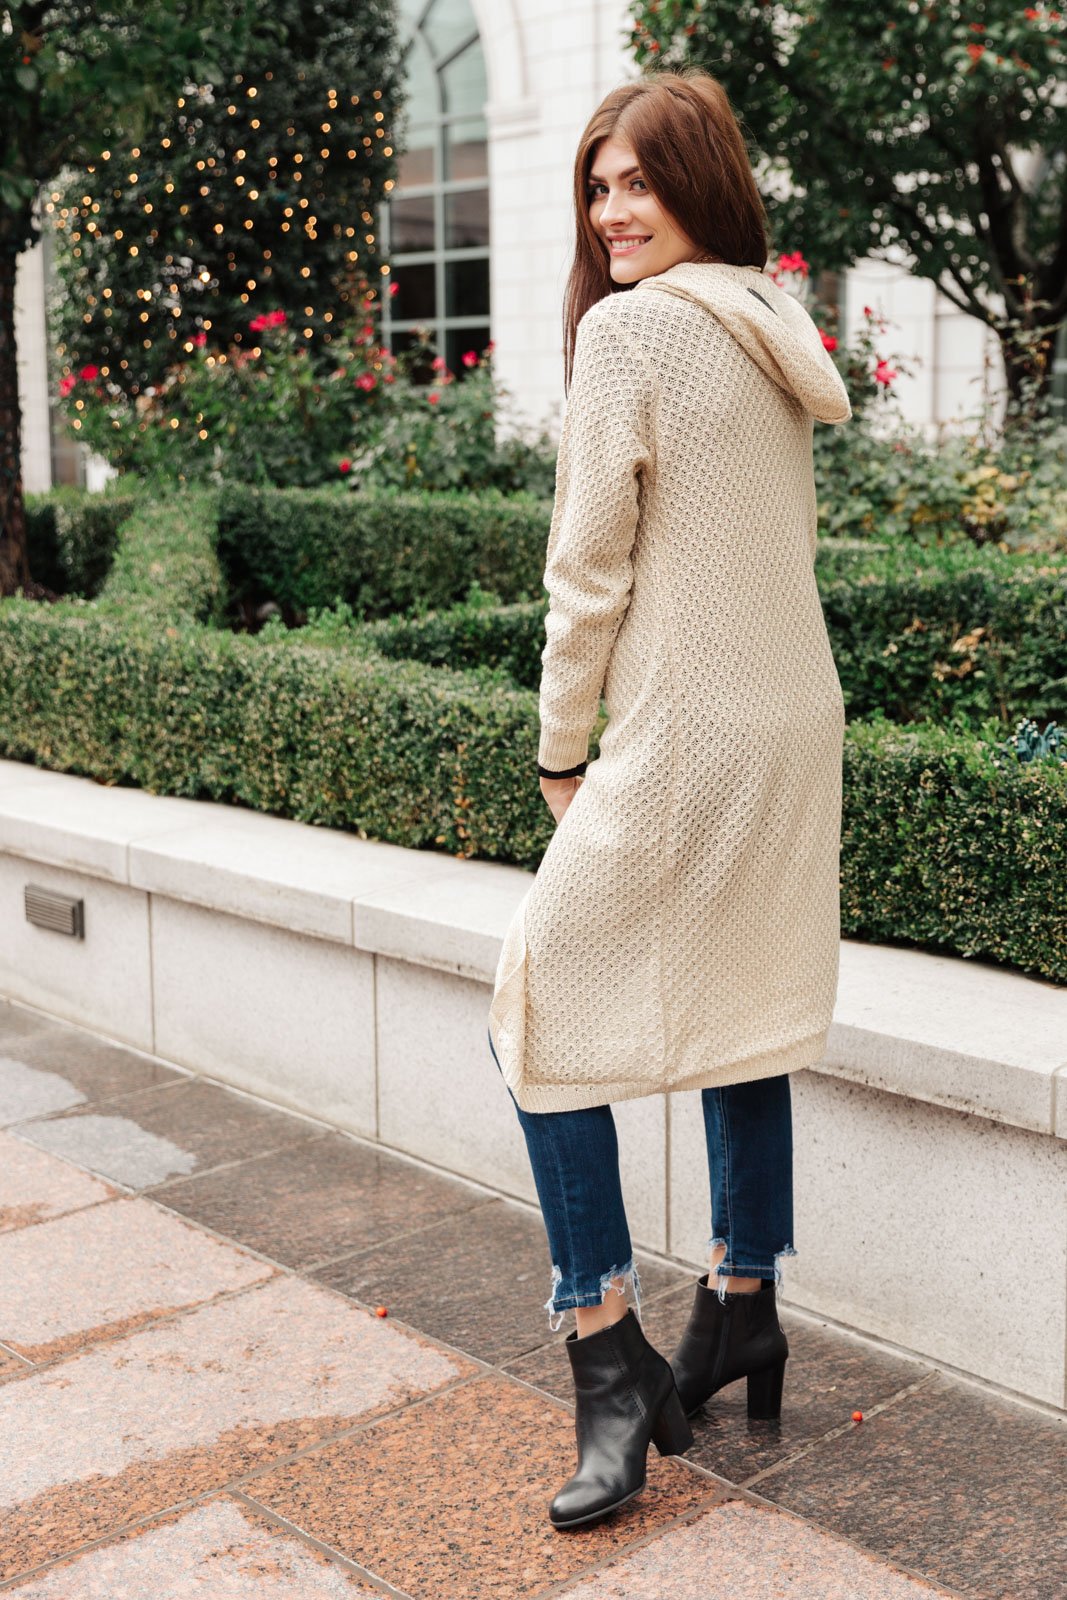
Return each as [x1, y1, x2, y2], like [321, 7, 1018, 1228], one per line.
[213, 482, 551, 619]
[24, 486, 142, 597]
[814, 408, 1067, 552]
[0, 592, 1063, 980]
[95, 487, 226, 626]
[841, 715, 1066, 981]
[4, 490, 1065, 983]
[325, 557, 1067, 728]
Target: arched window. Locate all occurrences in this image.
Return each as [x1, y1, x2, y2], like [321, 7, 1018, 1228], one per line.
[383, 0, 490, 383]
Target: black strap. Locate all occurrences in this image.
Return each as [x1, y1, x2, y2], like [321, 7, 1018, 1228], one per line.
[537, 759, 588, 779]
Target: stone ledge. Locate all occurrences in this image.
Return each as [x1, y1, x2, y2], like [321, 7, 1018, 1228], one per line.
[2, 756, 1065, 1138]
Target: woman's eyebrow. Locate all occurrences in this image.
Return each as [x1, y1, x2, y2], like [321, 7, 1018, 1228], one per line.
[588, 165, 641, 183]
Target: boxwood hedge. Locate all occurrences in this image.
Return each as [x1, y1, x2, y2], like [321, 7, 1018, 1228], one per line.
[1, 487, 1063, 982]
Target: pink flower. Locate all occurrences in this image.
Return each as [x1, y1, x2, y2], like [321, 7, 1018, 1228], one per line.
[776, 250, 809, 277]
[863, 305, 873, 317]
[461, 350, 478, 368]
[356, 373, 377, 391]
[427, 391, 440, 405]
[431, 356, 448, 371]
[388, 282, 399, 297]
[78, 363, 99, 381]
[249, 309, 287, 334]
[819, 331, 838, 352]
[59, 374, 77, 397]
[193, 331, 207, 348]
[873, 359, 898, 386]
[338, 458, 352, 474]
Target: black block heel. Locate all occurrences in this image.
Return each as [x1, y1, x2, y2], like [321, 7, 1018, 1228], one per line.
[649, 1383, 695, 1456]
[746, 1357, 786, 1420]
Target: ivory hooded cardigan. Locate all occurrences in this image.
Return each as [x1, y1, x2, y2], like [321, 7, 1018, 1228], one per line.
[488, 260, 853, 1114]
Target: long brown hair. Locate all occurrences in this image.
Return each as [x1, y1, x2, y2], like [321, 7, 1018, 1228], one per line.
[562, 68, 769, 391]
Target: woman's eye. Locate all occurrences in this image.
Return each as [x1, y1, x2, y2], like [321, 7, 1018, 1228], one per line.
[587, 179, 646, 198]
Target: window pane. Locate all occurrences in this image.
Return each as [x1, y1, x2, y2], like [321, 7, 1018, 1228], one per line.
[396, 132, 435, 189]
[445, 324, 491, 378]
[445, 256, 489, 317]
[444, 118, 487, 183]
[397, 0, 429, 33]
[443, 187, 488, 248]
[392, 261, 437, 319]
[396, 37, 439, 179]
[423, 0, 479, 61]
[391, 194, 436, 251]
[440, 38, 487, 119]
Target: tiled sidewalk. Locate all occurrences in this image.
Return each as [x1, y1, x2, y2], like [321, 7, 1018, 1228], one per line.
[0, 1000, 1063, 1599]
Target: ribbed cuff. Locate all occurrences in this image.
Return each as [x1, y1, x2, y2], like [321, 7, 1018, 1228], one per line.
[537, 728, 590, 773]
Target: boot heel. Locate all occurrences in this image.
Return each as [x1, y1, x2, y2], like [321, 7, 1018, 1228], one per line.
[746, 1357, 786, 1420]
[649, 1383, 694, 1456]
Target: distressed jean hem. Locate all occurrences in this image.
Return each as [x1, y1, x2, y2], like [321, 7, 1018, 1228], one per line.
[706, 1235, 798, 1303]
[543, 1258, 643, 1333]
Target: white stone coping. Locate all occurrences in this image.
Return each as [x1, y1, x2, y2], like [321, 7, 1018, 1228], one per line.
[2, 757, 1065, 1140]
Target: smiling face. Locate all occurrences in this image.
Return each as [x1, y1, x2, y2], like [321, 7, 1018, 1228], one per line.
[587, 136, 714, 282]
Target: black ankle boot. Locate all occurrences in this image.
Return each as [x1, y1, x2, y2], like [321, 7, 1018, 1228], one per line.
[549, 1307, 694, 1530]
[669, 1274, 789, 1420]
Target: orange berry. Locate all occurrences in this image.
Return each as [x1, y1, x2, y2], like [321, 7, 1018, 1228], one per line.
[375, 1305, 388, 1318]
[852, 1410, 864, 1422]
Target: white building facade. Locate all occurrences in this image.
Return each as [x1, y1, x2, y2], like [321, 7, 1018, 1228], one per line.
[16, 0, 1015, 491]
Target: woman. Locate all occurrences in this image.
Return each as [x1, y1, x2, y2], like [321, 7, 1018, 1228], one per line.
[486, 67, 852, 1531]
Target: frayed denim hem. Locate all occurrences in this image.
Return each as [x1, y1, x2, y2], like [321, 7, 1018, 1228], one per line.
[706, 1233, 797, 1304]
[543, 1257, 643, 1333]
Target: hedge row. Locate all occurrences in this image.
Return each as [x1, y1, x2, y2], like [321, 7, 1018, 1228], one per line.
[0, 593, 1063, 981]
[211, 481, 1067, 620]
[213, 482, 552, 618]
[4, 489, 1065, 982]
[348, 559, 1067, 727]
[25, 486, 143, 598]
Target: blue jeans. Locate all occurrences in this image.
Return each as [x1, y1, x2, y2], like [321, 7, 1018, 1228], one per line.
[488, 1025, 796, 1331]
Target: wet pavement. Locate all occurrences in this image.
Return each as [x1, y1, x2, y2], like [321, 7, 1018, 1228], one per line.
[1, 997, 1063, 1599]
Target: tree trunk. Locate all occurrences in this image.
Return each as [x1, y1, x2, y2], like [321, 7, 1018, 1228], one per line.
[0, 234, 33, 599]
[997, 306, 1062, 435]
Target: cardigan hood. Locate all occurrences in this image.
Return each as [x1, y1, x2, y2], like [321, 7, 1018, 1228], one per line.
[635, 260, 853, 425]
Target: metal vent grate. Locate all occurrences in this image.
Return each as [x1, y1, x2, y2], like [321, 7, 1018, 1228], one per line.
[24, 884, 85, 939]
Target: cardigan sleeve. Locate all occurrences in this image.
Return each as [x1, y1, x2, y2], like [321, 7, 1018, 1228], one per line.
[537, 303, 655, 775]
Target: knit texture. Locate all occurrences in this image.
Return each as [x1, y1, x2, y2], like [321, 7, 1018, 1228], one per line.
[488, 260, 853, 1113]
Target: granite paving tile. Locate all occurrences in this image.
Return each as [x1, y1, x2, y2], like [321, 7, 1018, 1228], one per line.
[0, 1196, 273, 1361]
[0, 1345, 32, 1382]
[0, 1274, 474, 1581]
[14, 1078, 322, 1190]
[0, 1129, 118, 1232]
[156, 1130, 494, 1269]
[245, 1371, 724, 1600]
[4, 1497, 385, 1597]
[755, 1373, 1067, 1600]
[0, 1028, 182, 1125]
[314, 1201, 689, 1366]
[550, 1498, 957, 1598]
[505, 1283, 936, 1483]
[0, 1003, 56, 1048]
